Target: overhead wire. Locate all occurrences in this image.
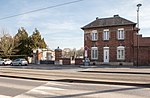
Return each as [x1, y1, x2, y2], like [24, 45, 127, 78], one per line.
[0, 0, 84, 20]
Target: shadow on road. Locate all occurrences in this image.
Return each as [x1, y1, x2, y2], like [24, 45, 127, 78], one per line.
[48, 87, 142, 98]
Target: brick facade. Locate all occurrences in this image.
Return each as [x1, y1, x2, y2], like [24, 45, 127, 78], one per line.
[55, 47, 62, 61]
[82, 15, 150, 65]
[75, 58, 83, 65]
[134, 35, 150, 65]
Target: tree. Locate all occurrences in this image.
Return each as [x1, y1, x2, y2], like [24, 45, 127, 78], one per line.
[0, 28, 14, 57]
[76, 47, 84, 58]
[30, 28, 47, 49]
[14, 27, 31, 55]
[62, 48, 72, 58]
[62, 48, 84, 59]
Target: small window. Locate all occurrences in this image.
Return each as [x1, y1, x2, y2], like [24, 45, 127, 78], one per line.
[117, 46, 125, 60]
[91, 47, 98, 59]
[103, 29, 109, 40]
[117, 28, 124, 40]
[91, 30, 98, 41]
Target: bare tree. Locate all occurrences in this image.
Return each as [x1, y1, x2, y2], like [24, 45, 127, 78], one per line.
[62, 48, 83, 59]
[62, 48, 72, 58]
[0, 28, 14, 57]
[76, 47, 84, 58]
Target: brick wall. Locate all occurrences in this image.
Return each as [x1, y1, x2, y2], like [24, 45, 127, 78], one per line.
[75, 58, 83, 65]
[55, 49, 62, 61]
[133, 34, 150, 65]
[134, 47, 150, 65]
[62, 58, 71, 65]
[84, 25, 135, 63]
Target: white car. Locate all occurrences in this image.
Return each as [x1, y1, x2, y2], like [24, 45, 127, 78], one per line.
[4, 59, 12, 65]
[11, 58, 28, 66]
[0, 58, 4, 65]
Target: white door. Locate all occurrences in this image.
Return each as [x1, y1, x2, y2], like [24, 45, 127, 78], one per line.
[104, 48, 109, 63]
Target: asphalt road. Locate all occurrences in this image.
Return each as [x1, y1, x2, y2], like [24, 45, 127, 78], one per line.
[0, 77, 150, 98]
[0, 67, 150, 85]
[0, 77, 46, 97]
[0, 65, 150, 98]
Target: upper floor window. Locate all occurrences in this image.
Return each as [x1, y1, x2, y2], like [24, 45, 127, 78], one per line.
[91, 30, 98, 41]
[103, 29, 109, 40]
[117, 46, 125, 60]
[91, 47, 98, 60]
[117, 28, 124, 40]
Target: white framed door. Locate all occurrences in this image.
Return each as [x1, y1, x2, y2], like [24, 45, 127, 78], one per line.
[103, 47, 109, 63]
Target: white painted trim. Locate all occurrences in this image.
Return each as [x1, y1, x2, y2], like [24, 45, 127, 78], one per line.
[91, 47, 98, 60]
[92, 30, 97, 33]
[117, 46, 125, 60]
[103, 47, 109, 49]
[118, 28, 124, 30]
[103, 29, 109, 31]
[103, 47, 109, 63]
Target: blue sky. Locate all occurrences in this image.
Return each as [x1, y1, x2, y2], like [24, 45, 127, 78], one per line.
[0, 0, 149, 50]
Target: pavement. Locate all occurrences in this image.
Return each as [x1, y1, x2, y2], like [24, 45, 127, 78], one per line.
[3, 63, 150, 70]
[0, 64, 150, 88]
[5, 63, 150, 74]
[0, 64, 150, 98]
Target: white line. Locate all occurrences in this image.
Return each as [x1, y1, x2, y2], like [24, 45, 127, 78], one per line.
[0, 95, 12, 98]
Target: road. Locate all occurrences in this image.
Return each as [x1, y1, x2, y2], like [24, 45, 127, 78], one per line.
[0, 67, 150, 84]
[0, 65, 150, 98]
[0, 77, 150, 98]
[0, 77, 46, 98]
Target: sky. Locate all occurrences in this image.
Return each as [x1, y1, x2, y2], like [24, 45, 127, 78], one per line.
[0, 0, 149, 50]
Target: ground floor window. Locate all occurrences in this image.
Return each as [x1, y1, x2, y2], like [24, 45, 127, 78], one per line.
[91, 47, 98, 60]
[117, 46, 125, 60]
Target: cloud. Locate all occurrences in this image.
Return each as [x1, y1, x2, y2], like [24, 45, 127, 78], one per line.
[1, 0, 150, 49]
[43, 21, 77, 32]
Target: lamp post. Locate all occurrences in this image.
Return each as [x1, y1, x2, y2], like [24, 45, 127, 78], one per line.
[137, 3, 142, 67]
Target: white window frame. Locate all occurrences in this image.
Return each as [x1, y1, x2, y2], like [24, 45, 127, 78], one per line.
[103, 29, 109, 40]
[117, 46, 125, 60]
[117, 28, 124, 40]
[91, 47, 98, 60]
[91, 30, 98, 41]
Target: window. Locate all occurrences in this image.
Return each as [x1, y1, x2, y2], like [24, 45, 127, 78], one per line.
[103, 29, 109, 40]
[117, 46, 125, 60]
[117, 28, 124, 40]
[91, 30, 98, 41]
[91, 47, 98, 59]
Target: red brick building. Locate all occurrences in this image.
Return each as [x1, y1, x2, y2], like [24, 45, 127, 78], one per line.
[81, 15, 150, 66]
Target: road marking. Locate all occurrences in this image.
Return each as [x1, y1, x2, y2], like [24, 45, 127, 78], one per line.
[0, 81, 34, 90]
[36, 86, 64, 90]
[0, 95, 12, 98]
[14, 94, 36, 98]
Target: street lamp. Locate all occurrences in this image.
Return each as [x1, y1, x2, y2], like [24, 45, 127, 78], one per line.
[136, 3, 142, 67]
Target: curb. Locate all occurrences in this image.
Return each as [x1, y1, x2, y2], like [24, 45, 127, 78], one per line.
[79, 71, 150, 75]
[0, 74, 150, 88]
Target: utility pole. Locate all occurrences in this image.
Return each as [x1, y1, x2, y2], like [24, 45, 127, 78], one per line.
[136, 4, 142, 67]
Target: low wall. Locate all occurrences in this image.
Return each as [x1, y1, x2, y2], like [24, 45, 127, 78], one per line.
[40, 60, 55, 64]
[75, 58, 83, 65]
[62, 58, 71, 65]
[54, 58, 83, 65]
[90, 61, 134, 66]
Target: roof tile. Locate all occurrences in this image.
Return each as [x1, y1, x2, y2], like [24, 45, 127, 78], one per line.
[81, 15, 136, 29]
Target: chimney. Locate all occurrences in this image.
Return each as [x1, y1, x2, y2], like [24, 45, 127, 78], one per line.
[114, 15, 119, 17]
[96, 17, 99, 20]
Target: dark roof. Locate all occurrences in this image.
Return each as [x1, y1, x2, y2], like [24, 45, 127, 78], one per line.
[81, 15, 136, 29]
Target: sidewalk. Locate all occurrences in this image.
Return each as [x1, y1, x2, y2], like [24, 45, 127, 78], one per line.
[2, 64, 150, 73]
[0, 65, 150, 88]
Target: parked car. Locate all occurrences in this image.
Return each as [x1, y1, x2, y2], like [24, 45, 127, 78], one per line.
[3, 59, 12, 65]
[0, 58, 4, 65]
[11, 58, 28, 66]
